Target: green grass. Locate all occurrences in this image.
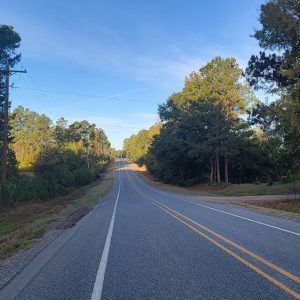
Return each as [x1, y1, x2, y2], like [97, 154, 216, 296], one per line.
[0, 221, 22, 238]
[0, 162, 115, 261]
[211, 181, 300, 196]
[132, 164, 300, 215]
[139, 169, 299, 197]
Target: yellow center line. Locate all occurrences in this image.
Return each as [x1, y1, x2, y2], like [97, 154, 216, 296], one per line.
[125, 168, 300, 299]
[126, 168, 300, 284]
[153, 195, 300, 284]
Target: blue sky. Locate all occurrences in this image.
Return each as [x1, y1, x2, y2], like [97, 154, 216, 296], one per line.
[1, 0, 266, 149]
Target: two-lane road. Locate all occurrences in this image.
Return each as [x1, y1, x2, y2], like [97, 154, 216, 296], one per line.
[1, 159, 300, 299]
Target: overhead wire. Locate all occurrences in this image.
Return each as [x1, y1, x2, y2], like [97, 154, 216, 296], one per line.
[14, 87, 157, 104]
[25, 70, 61, 119]
[12, 65, 158, 129]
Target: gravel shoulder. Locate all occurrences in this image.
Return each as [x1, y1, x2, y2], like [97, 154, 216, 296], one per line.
[0, 162, 116, 289]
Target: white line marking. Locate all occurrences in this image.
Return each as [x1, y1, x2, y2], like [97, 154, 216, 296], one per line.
[91, 171, 120, 300]
[128, 164, 300, 237]
[184, 201, 300, 236]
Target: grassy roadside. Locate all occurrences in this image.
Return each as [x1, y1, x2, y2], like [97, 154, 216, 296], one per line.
[0, 162, 116, 262]
[131, 164, 300, 197]
[236, 201, 300, 217]
[131, 163, 300, 215]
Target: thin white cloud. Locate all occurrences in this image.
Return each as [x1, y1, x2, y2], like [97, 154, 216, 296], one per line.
[132, 113, 159, 121]
[27, 88, 148, 112]
[0, 9, 241, 90]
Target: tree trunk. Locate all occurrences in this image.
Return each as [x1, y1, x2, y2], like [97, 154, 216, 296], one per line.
[224, 150, 229, 184]
[86, 147, 90, 169]
[216, 150, 220, 184]
[210, 157, 214, 183]
[213, 157, 216, 183]
[1, 63, 9, 181]
[224, 107, 230, 184]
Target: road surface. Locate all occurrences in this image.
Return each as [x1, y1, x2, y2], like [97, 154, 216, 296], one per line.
[1, 159, 300, 299]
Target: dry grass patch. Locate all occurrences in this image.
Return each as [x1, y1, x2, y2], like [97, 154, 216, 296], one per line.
[131, 163, 299, 197]
[240, 199, 300, 215]
[0, 162, 115, 261]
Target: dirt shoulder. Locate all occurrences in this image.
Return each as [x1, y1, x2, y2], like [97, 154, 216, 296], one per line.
[0, 161, 116, 263]
[131, 163, 300, 215]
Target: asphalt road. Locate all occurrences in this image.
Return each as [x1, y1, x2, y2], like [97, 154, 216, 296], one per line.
[1, 159, 300, 300]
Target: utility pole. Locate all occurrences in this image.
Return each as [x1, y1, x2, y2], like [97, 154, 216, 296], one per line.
[0, 62, 27, 181]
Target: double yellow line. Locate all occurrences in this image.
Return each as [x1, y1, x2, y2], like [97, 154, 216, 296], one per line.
[125, 168, 300, 299]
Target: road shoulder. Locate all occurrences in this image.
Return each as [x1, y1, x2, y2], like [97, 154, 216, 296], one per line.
[0, 161, 116, 290]
[130, 163, 300, 218]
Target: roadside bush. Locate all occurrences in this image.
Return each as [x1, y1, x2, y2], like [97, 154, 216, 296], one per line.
[91, 159, 108, 178]
[0, 149, 110, 208]
[281, 176, 291, 183]
[73, 166, 94, 187]
[0, 175, 37, 207]
[267, 175, 274, 185]
[0, 181, 16, 207]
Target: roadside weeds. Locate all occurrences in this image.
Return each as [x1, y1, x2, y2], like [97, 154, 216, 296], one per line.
[0, 162, 115, 262]
[131, 163, 300, 216]
[236, 200, 300, 218]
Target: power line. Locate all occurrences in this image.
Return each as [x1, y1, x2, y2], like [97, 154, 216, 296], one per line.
[25, 71, 61, 118]
[12, 70, 63, 119]
[13, 87, 157, 104]
[8, 96, 153, 129]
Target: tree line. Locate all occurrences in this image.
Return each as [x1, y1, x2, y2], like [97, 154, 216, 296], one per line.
[0, 104, 114, 207]
[0, 26, 115, 207]
[123, 124, 161, 165]
[123, 0, 300, 186]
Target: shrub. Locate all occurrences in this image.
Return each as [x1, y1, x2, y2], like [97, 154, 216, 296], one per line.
[0, 149, 110, 207]
[91, 159, 108, 178]
[267, 175, 274, 185]
[73, 167, 94, 187]
[0, 181, 16, 207]
[281, 175, 291, 183]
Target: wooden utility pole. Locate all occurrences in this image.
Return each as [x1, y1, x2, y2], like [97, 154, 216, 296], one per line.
[1, 63, 10, 181]
[0, 62, 27, 181]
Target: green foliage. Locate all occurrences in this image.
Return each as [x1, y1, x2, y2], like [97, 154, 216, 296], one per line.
[9, 107, 112, 173]
[10, 106, 54, 170]
[123, 123, 161, 164]
[246, 0, 300, 174]
[0, 25, 113, 207]
[125, 54, 297, 187]
[0, 150, 111, 207]
[0, 105, 112, 207]
[73, 167, 94, 187]
[0, 25, 22, 174]
[0, 25, 21, 67]
[144, 57, 260, 185]
[246, 0, 300, 93]
[53, 117, 69, 145]
[145, 100, 271, 185]
[120, 3, 300, 188]
[183, 56, 257, 116]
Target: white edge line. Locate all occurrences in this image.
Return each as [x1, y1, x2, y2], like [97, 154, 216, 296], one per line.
[128, 164, 300, 237]
[91, 168, 121, 300]
[186, 201, 300, 236]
